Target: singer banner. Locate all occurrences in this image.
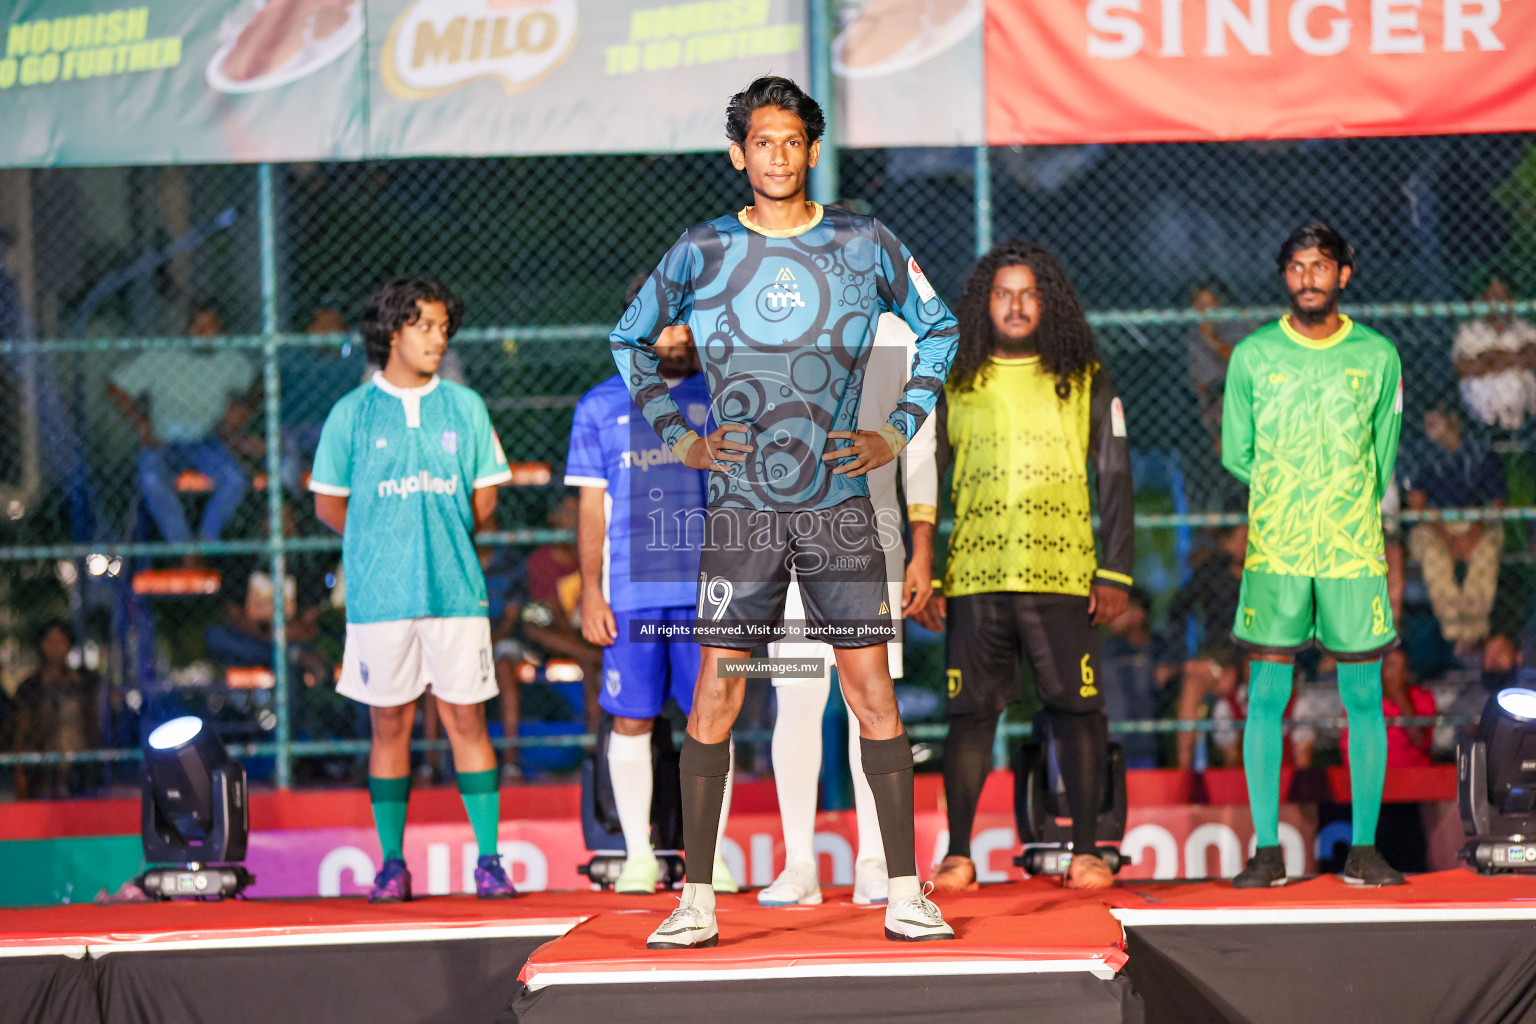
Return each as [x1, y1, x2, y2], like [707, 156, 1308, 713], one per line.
[987, 0, 1536, 145]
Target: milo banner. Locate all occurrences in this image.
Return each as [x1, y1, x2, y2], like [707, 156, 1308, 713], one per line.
[0, 0, 368, 166]
[368, 0, 807, 156]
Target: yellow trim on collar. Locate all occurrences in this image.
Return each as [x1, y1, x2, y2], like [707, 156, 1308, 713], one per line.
[1279, 314, 1354, 350]
[737, 203, 824, 238]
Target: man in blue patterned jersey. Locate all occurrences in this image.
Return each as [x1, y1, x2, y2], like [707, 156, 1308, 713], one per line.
[613, 77, 959, 948]
[567, 276, 737, 897]
[311, 277, 516, 903]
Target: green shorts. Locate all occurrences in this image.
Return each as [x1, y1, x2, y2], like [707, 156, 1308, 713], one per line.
[1232, 571, 1397, 660]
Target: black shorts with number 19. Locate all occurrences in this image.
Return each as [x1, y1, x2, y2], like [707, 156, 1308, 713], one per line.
[945, 593, 1104, 715]
[694, 497, 894, 650]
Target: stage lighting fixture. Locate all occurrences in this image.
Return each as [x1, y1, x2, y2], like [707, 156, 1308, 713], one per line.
[1013, 712, 1128, 877]
[578, 717, 685, 889]
[1458, 687, 1536, 874]
[138, 716, 255, 899]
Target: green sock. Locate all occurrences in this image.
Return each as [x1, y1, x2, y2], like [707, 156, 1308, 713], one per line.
[457, 768, 501, 858]
[1243, 659, 1294, 849]
[369, 775, 411, 862]
[1338, 660, 1387, 847]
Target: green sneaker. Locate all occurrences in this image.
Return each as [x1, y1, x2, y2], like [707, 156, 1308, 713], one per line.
[712, 856, 740, 894]
[614, 854, 660, 895]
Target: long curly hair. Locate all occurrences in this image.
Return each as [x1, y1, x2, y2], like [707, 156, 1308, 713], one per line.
[950, 241, 1099, 399]
[360, 276, 465, 367]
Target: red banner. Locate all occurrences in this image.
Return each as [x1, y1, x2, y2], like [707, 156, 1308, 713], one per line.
[987, 0, 1536, 144]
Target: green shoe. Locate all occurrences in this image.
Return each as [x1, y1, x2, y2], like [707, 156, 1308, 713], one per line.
[712, 856, 740, 894]
[614, 854, 660, 895]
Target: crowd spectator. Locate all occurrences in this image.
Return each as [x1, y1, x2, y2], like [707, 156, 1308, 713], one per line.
[1452, 273, 1536, 432]
[1174, 650, 1244, 769]
[1186, 280, 1251, 439]
[203, 552, 332, 690]
[107, 307, 258, 558]
[10, 621, 103, 799]
[1402, 407, 1506, 653]
[1167, 523, 1246, 650]
[524, 494, 602, 728]
[1100, 587, 1177, 767]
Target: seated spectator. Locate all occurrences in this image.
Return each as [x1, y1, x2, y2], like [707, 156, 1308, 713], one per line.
[1452, 273, 1536, 432]
[277, 307, 367, 490]
[1100, 587, 1178, 768]
[203, 551, 332, 690]
[1176, 648, 1244, 769]
[107, 307, 257, 556]
[1186, 280, 1251, 439]
[11, 621, 103, 799]
[1402, 407, 1507, 654]
[1289, 655, 1343, 769]
[1168, 523, 1246, 650]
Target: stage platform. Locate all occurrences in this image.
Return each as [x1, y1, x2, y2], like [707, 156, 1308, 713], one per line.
[2, 872, 1534, 1024]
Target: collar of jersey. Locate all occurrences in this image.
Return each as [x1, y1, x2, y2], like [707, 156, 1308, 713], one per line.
[737, 202, 824, 238]
[371, 371, 442, 398]
[989, 354, 1040, 364]
[1279, 314, 1353, 349]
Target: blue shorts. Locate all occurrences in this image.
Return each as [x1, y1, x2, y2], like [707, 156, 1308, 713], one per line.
[598, 607, 700, 719]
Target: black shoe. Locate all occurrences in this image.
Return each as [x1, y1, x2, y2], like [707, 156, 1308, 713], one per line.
[1342, 846, 1405, 886]
[1232, 846, 1287, 888]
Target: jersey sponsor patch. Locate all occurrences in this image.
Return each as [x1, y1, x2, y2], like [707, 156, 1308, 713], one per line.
[1111, 397, 1127, 437]
[908, 257, 937, 304]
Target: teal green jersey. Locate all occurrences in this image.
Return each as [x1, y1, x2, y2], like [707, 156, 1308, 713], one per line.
[1221, 316, 1402, 579]
[310, 373, 513, 623]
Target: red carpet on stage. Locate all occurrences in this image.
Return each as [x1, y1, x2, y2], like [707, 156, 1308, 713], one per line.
[4, 872, 1536, 1023]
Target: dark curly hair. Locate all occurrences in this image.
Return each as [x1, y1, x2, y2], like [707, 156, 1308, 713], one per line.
[1276, 221, 1355, 274]
[950, 241, 1100, 399]
[725, 76, 825, 146]
[360, 276, 465, 367]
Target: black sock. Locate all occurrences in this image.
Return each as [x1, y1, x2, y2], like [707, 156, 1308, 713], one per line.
[1050, 708, 1109, 855]
[941, 711, 1000, 859]
[679, 734, 731, 885]
[860, 734, 917, 879]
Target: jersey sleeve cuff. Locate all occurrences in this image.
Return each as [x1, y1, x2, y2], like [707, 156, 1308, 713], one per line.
[907, 503, 937, 525]
[473, 469, 514, 489]
[877, 422, 908, 457]
[671, 430, 702, 462]
[563, 475, 608, 489]
[1094, 568, 1134, 591]
[308, 480, 350, 497]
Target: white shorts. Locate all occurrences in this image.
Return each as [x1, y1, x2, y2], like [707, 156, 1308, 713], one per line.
[768, 576, 904, 683]
[337, 617, 499, 707]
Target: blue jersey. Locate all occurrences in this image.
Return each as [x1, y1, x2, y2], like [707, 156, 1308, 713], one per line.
[611, 204, 958, 512]
[565, 373, 711, 612]
[311, 373, 513, 623]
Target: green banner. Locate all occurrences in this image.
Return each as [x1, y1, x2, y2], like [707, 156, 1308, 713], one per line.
[0, 0, 367, 167]
[367, 0, 807, 157]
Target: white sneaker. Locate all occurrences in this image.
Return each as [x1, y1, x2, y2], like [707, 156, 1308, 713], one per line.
[646, 895, 719, 949]
[614, 853, 660, 895]
[884, 884, 955, 942]
[852, 859, 889, 905]
[711, 856, 740, 894]
[757, 861, 822, 907]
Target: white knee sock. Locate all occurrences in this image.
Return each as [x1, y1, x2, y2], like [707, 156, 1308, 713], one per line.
[846, 695, 886, 866]
[606, 730, 654, 859]
[772, 678, 830, 867]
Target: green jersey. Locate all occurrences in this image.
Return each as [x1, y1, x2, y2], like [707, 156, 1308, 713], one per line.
[310, 373, 512, 623]
[1221, 316, 1402, 579]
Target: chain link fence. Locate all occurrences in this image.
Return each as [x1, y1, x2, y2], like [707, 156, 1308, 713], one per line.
[3, 133, 1536, 791]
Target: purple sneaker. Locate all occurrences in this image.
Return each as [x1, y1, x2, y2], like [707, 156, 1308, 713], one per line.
[475, 855, 518, 899]
[368, 857, 412, 903]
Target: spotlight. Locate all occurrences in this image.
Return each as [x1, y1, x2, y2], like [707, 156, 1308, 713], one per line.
[1013, 712, 1128, 877]
[138, 716, 255, 899]
[1458, 687, 1536, 874]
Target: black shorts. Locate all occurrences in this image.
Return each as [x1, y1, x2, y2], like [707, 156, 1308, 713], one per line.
[694, 497, 896, 650]
[945, 592, 1104, 715]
